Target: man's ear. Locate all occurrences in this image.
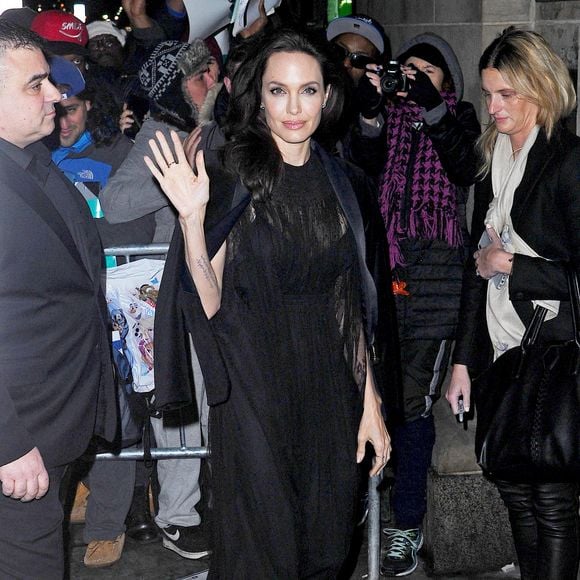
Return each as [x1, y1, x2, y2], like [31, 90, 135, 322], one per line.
[224, 76, 232, 94]
[85, 100, 92, 112]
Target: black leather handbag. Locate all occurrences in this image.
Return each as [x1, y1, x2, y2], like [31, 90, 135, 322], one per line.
[473, 269, 580, 479]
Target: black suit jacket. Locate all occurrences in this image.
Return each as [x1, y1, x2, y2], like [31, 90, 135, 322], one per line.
[453, 126, 580, 374]
[0, 140, 117, 469]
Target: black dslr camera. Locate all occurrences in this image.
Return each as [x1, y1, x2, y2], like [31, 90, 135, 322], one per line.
[379, 60, 409, 94]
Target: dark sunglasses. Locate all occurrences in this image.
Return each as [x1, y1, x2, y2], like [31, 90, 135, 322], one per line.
[332, 43, 375, 69]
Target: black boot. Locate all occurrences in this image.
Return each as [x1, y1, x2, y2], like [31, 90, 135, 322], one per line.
[125, 485, 159, 544]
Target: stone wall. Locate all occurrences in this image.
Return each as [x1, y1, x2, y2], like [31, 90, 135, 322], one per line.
[360, 0, 580, 130]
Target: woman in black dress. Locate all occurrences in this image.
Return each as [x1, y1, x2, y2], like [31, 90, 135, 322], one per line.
[145, 30, 391, 578]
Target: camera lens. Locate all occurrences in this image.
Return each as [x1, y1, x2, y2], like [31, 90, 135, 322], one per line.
[380, 60, 406, 94]
[380, 75, 399, 94]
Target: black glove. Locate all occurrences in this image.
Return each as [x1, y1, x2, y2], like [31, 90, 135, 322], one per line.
[355, 73, 385, 119]
[407, 68, 443, 111]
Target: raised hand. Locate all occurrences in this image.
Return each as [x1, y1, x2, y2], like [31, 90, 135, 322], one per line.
[239, 0, 268, 39]
[144, 130, 210, 222]
[405, 66, 443, 111]
[122, 0, 151, 29]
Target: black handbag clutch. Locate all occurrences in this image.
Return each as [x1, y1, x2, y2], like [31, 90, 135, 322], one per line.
[473, 269, 580, 479]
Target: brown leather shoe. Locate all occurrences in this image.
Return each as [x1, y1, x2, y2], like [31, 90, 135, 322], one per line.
[83, 533, 125, 568]
[70, 482, 90, 524]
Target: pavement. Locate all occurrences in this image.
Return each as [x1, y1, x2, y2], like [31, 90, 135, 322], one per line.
[65, 519, 522, 580]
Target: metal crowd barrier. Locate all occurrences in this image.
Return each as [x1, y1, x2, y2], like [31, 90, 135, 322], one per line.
[96, 244, 382, 579]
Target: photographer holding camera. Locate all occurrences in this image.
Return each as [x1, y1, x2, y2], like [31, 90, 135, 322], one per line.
[326, 14, 390, 179]
[376, 33, 481, 576]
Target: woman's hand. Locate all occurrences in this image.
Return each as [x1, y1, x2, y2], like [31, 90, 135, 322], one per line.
[446, 364, 471, 415]
[239, 0, 267, 38]
[400, 66, 443, 111]
[473, 226, 514, 279]
[357, 365, 391, 476]
[144, 130, 209, 222]
[183, 126, 202, 169]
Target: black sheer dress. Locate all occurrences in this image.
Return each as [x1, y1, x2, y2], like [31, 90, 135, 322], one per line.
[204, 154, 366, 579]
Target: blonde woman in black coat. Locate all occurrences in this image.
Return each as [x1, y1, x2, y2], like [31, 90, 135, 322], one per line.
[447, 28, 579, 579]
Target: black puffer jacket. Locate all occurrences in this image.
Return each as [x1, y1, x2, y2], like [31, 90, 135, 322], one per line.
[386, 33, 481, 341]
[392, 100, 480, 340]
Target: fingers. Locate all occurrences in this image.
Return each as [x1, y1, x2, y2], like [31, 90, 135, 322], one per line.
[485, 224, 501, 243]
[36, 469, 50, 499]
[1, 476, 14, 497]
[1, 470, 49, 501]
[159, 131, 176, 166]
[358, 434, 391, 477]
[370, 440, 391, 477]
[144, 154, 162, 183]
[356, 438, 366, 464]
[195, 149, 208, 181]
[184, 126, 202, 147]
[446, 366, 471, 415]
[171, 130, 190, 166]
[147, 138, 166, 171]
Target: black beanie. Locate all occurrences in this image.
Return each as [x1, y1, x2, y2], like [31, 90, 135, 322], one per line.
[398, 43, 449, 77]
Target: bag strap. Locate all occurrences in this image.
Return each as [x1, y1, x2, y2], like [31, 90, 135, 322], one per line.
[567, 269, 580, 345]
[567, 269, 580, 375]
[521, 306, 548, 352]
[521, 269, 580, 349]
[517, 269, 580, 378]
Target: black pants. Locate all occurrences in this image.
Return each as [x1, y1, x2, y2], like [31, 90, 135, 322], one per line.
[0, 465, 66, 579]
[495, 478, 580, 580]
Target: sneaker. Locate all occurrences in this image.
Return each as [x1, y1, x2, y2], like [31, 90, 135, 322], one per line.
[380, 527, 423, 577]
[83, 533, 125, 568]
[160, 524, 211, 559]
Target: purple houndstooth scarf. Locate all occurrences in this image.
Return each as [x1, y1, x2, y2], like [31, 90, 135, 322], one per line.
[379, 92, 463, 269]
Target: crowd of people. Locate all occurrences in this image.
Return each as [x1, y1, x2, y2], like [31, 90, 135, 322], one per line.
[0, 1, 577, 579]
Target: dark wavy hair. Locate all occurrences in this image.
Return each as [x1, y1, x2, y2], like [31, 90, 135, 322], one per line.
[77, 76, 123, 147]
[222, 28, 345, 201]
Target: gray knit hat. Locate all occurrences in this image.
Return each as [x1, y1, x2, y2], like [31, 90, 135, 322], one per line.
[139, 39, 212, 102]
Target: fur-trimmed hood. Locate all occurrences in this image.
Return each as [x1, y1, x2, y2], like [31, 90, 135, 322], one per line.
[197, 82, 223, 127]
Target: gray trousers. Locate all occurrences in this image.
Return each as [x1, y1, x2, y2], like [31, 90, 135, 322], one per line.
[151, 340, 209, 529]
[83, 459, 135, 542]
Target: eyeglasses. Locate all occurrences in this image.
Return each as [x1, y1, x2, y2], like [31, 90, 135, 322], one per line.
[332, 43, 375, 69]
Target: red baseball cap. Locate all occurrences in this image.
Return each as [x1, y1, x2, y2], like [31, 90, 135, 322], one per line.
[31, 10, 88, 56]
